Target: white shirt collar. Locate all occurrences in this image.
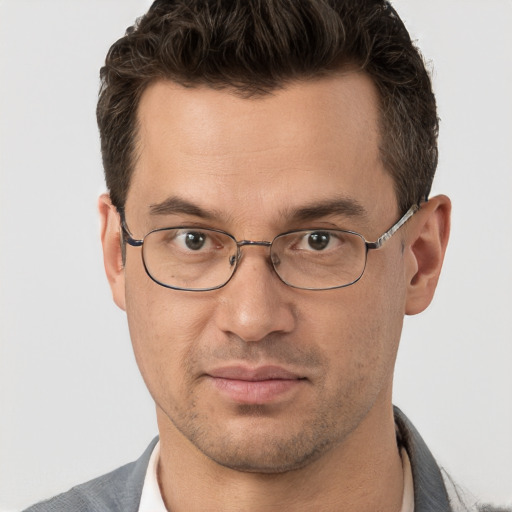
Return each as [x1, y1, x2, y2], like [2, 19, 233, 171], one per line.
[400, 445, 415, 512]
[138, 441, 415, 512]
[139, 441, 168, 512]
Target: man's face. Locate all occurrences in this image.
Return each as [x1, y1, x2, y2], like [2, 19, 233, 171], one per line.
[118, 73, 409, 472]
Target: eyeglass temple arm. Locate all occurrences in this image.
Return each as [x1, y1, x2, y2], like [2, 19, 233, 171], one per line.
[118, 209, 143, 247]
[365, 204, 419, 250]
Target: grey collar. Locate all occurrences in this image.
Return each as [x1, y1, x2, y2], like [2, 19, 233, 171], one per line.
[394, 406, 453, 511]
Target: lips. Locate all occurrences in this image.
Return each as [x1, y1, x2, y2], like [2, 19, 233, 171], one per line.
[206, 365, 305, 404]
[208, 365, 303, 381]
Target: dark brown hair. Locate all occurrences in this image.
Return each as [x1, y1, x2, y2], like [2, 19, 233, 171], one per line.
[97, 0, 438, 213]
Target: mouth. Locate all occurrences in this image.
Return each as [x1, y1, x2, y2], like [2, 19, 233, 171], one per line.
[205, 365, 307, 404]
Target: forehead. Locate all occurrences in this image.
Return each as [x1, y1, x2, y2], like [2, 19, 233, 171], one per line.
[128, 73, 397, 229]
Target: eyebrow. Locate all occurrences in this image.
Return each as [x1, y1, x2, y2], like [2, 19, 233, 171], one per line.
[287, 197, 368, 223]
[148, 195, 368, 223]
[149, 196, 219, 219]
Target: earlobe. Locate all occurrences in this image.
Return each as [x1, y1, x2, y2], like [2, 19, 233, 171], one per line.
[98, 193, 126, 311]
[404, 195, 451, 316]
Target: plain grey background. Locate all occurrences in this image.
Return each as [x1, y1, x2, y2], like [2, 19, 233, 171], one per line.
[1, 1, 511, 510]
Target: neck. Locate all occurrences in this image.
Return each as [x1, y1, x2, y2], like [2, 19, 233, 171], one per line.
[156, 400, 404, 512]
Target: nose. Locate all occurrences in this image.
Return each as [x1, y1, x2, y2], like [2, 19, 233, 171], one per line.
[214, 248, 296, 343]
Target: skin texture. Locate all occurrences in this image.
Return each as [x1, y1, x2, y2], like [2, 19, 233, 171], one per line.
[99, 73, 451, 511]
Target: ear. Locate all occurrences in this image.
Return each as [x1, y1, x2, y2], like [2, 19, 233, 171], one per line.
[404, 194, 451, 315]
[98, 193, 126, 311]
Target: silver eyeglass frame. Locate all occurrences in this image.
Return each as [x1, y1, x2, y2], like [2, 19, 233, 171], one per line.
[118, 204, 419, 292]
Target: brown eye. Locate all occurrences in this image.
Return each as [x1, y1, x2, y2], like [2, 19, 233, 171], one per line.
[307, 232, 331, 251]
[184, 232, 207, 250]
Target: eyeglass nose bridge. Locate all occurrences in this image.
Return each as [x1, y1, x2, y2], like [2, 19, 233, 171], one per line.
[236, 239, 272, 248]
[231, 239, 274, 267]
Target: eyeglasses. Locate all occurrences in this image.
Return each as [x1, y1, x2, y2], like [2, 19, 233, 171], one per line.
[119, 205, 418, 292]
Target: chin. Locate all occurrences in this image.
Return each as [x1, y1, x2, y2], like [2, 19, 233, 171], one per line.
[204, 442, 329, 474]
[190, 416, 338, 474]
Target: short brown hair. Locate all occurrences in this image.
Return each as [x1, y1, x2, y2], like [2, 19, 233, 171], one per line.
[97, 0, 438, 213]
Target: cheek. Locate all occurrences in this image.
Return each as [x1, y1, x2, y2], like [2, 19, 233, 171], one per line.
[305, 256, 406, 386]
[354, 252, 407, 375]
[123, 261, 215, 398]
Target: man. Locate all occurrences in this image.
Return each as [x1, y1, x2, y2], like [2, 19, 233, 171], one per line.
[23, 1, 505, 511]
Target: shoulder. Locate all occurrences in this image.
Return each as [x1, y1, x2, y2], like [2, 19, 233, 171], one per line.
[23, 462, 137, 512]
[394, 407, 511, 512]
[443, 471, 511, 512]
[478, 507, 512, 512]
[23, 437, 158, 512]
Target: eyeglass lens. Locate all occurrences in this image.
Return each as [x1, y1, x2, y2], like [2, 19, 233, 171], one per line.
[141, 227, 368, 291]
